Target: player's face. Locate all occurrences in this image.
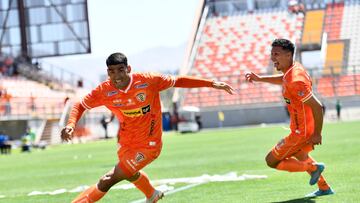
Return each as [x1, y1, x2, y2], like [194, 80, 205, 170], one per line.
[271, 46, 293, 72]
[107, 64, 131, 89]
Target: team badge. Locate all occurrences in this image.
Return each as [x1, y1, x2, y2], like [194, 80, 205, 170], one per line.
[135, 152, 145, 163]
[136, 93, 146, 102]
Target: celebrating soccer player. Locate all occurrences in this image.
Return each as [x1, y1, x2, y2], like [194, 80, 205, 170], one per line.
[245, 39, 334, 197]
[61, 52, 234, 203]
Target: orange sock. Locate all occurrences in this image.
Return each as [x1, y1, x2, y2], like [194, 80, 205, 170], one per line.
[72, 184, 106, 203]
[132, 171, 155, 198]
[305, 157, 330, 190]
[276, 157, 317, 172]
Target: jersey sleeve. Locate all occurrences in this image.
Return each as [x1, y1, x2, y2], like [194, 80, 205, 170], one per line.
[150, 73, 176, 91]
[81, 85, 104, 109]
[289, 81, 313, 103]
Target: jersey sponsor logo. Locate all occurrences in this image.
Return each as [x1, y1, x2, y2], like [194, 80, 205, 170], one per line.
[142, 105, 151, 114]
[125, 98, 136, 106]
[112, 99, 123, 107]
[135, 152, 145, 163]
[149, 119, 155, 136]
[121, 104, 151, 117]
[135, 83, 148, 89]
[107, 90, 118, 97]
[136, 92, 146, 102]
[284, 97, 291, 104]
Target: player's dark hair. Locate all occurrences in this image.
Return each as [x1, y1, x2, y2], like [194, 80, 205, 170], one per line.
[106, 52, 128, 66]
[271, 39, 295, 56]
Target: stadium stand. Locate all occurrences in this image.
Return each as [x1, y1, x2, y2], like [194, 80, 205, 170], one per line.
[181, 0, 360, 109]
[301, 9, 325, 45]
[184, 9, 303, 107]
[324, 2, 344, 41]
[341, 0, 360, 69]
[0, 76, 68, 117]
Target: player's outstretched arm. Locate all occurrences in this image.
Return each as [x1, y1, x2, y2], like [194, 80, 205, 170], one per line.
[174, 75, 234, 94]
[245, 72, 283, 85]
[212, 81, 234, 94]
[60, 102, 86, 142]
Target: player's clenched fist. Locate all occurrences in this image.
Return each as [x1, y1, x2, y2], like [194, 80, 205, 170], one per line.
[61, 126, 74, 142]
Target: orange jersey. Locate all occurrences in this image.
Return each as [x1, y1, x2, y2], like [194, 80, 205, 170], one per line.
[282, 62, 314, 137]
[81, 72, 176, 149]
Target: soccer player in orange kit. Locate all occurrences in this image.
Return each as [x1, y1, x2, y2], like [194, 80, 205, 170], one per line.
[61, 52, 234, 203]
[245, 39, 334, 197]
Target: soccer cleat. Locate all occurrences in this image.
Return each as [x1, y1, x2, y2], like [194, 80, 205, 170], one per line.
[305, 188, 335, 197]
[309, 163, 325, 185]
[146, 190, 164, 203]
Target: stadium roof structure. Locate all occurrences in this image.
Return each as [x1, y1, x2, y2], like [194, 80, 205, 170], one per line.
[0, 0, 91, 58]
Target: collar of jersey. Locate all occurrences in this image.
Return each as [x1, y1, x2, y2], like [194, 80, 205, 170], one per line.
[116, 74, 133, 93]
[283, 61, 297, 80]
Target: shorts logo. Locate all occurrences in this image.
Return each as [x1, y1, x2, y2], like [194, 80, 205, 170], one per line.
[135, 152, 145, 163]
[136, 93, 146, 102]
[107, 90, 118, 97]
[275, 138, 285, 150]
[135, 83, 148, 89]
[121, 104, 151, 117]
[284, 97, 290, 104]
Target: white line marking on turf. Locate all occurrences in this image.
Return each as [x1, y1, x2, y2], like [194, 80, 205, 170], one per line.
[130, 183, 203, 203]
[25, 172, 267, 197]
[130, 172, 267, 203]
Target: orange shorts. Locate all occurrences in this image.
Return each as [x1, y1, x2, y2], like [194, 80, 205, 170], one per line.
[271, 133, 314, 160]
[117, 146, 161, 177]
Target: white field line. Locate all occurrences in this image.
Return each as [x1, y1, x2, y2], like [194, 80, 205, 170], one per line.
[129, 173, 267, 203]
[130, 183, 203, 203]
[24, 172, 267, 198]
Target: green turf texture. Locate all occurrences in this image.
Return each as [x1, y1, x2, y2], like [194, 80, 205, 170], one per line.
[0, 121, 359, 202]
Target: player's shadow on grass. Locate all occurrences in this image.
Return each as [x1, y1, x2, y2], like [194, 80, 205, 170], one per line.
[272, 197, 316, 203]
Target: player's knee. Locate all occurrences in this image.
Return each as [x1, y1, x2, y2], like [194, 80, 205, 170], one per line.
[266, 160, 277, 168]
[98, 173, 118, 192]
[126, 172, 140, 182]
[265, 154, 278, 168]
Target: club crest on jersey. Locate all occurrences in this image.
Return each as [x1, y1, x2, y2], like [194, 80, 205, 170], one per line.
[136, 93, 146, 102]
[284, 97, 291, 104]
[135, 83, 148, 89]
[135, 152, 145, 163]
[107, 90, 118, 97]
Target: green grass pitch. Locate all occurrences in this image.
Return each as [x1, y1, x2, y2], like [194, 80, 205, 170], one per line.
[0, 121, 359, 202]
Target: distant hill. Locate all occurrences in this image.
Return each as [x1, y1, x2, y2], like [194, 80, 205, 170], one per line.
[40, 43, 186, 86]
[129, 43, 186, 74]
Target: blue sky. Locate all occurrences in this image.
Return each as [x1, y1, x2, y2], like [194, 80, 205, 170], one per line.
[41, 0, 200, 85]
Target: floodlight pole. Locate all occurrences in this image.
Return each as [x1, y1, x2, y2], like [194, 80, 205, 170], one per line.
[17, 0, 29, 59]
